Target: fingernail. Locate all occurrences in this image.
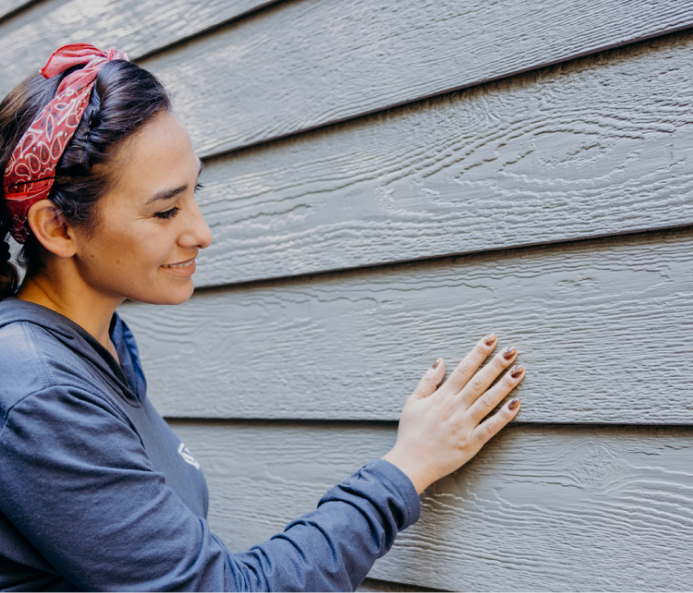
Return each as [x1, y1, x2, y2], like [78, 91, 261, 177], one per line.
[432, 358, 442, 369]
[510, 365, 524, 379]
[503, 346, 516, 360]
[508, 398, 520, 411]
[484, 333, 496, 346]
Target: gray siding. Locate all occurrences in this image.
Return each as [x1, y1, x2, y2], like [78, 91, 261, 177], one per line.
[122, 229, 693, 424]
[170, 421, 693, 591]
[189, 33, 693, 286]
[140, 0, 693, 156]
[0, 0, 280, 95]
[3, 0, 693, 590]
[0, 0, 34, 21]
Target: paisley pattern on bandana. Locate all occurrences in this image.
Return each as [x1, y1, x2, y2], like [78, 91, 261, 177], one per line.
[3, 43, 128, 243]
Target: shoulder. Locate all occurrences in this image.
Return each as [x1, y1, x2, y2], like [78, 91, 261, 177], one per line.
[0, 316, 117, 425]
[0, 320, 56, 404]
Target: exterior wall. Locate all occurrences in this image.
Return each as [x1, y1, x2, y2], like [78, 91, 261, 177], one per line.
[3, 1, 693, 590]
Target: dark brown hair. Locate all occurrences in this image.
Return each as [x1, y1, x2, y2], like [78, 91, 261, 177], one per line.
[0, 60, 171, 300]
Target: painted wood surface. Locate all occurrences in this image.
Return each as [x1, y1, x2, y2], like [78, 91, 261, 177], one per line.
[357, 578, 442, 592]
[0, 0, 278, 97]
[169, 420, 693, 591]
[139, 0, 693, 157]
[0, 0, 35, 21]
[120, 229, 693, 424]
[192, 33, 693, 286]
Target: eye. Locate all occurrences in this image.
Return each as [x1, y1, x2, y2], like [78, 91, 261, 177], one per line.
[154, 206, 180, 220]
[195, 183, 204, 193]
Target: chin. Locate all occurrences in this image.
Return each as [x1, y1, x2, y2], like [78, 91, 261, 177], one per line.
[136, 282, 196, 306]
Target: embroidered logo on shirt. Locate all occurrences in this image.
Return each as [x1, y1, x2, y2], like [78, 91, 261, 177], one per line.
[178, 442, 200, 470]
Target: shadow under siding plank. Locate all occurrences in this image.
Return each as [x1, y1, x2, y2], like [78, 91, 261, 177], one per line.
[357, 578, 447, 592]
[140, 0, 693, 157]
[194, 32, 693, 287]
[0, 0, 279, 97]
[168, 421, 693, 592]
[0, 0, 37, 22]
[120, 228, 693, 424]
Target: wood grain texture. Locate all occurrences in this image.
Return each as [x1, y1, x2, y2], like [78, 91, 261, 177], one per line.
[120, 229, 693, 424]
[192, 33, 693, 286]
[0, 0, 278, 97]
[169, 421, 693, 591]
[139, 0, 693, 157]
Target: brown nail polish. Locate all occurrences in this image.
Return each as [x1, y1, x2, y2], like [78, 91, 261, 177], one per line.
[503, 346, 516, 360]
[508, 398, 520, 411]
[484, 333, 496, 346]
[432, 358, 441, 369]
[510, 365, 524, 379]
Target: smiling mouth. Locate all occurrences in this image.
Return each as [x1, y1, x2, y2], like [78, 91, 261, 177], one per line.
[162, 259, 194, 269]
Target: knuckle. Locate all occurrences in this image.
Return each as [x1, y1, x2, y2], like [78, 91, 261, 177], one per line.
[455, 360, 474, 378]
[480, 392, 495, 410]
[477, 342, 492, 356]
[457, 434, 472, 451]
[482, 421, 498, 440]
[470, 374, 486, 392]
[492, 357, 506, 371]
[419, 375, 436, 388]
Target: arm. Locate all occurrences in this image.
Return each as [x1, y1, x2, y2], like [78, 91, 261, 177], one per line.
[0, 385, 417, 592]
[0, 334, 521, 591]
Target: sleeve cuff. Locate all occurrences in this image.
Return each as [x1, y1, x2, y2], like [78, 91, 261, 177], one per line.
[360, 459, 421, 528]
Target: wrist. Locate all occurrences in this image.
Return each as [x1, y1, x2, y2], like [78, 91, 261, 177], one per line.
[382, 447, 432, 495]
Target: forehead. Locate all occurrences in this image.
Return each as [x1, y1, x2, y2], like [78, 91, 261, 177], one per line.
[108, 112, 199, 201]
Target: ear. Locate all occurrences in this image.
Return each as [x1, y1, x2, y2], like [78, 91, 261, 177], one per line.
[27, 199, 77, 259]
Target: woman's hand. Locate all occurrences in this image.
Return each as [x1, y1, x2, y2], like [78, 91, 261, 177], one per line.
[382, 334, 524, 494]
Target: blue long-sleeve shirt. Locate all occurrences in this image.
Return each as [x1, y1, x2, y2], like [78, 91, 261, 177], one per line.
[0, 298, 420, 591]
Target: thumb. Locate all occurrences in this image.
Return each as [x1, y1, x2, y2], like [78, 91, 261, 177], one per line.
[407, 358, 445, 403]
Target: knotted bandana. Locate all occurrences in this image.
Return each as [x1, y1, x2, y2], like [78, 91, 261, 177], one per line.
[3, 43, 128, 243]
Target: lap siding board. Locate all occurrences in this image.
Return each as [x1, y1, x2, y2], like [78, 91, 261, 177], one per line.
[191, 32, 693, 286]
[0, 0, 280, 96]
[120, 228, 693, 424]
[1, 0, 691, 590]
[0, 0, 35, 22]
[139, 0, 693, 156]
[170, 421, 693, 592]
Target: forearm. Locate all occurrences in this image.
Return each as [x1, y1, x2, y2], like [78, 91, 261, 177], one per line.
[229, 460, 420, 592]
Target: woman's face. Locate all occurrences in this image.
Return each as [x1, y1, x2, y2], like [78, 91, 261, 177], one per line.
[71, 111, 212, 306]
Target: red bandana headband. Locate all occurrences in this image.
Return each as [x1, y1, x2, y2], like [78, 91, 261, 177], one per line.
[3, 43, 128, 243]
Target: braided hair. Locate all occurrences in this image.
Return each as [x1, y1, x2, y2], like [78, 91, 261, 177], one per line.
[0, 60, 171, 300]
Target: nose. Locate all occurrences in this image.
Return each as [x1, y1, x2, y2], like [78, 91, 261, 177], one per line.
[180, 198, 213, 249]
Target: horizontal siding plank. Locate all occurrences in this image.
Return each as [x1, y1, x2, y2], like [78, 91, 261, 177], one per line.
[0, 0, 278, 97]
[193, 33, 693, 286]
[169, 421, 693, 591]
[0, 0, 36, 21]
[140, 0, 693, 156]
[120, 229, 693, 424]
[357, 578, 444, 592]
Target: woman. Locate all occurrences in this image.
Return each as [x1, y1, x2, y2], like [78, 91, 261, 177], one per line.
[0, 44, 524, 591]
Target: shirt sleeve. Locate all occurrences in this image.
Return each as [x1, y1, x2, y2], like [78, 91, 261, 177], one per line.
[0, 386, 420, 592]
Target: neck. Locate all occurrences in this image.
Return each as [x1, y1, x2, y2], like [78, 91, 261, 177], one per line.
[17, 260, 123, 352]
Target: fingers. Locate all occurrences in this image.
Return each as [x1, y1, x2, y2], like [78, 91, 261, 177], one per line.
[456, 344, 518, 407]
[472, 396, 521, 447]
[441, 334, 498, 395]
[466, 364, 525, 424]
[407, 357, 446, 404]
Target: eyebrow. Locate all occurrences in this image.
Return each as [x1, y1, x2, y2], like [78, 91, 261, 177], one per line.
[145, 160, 204, 205]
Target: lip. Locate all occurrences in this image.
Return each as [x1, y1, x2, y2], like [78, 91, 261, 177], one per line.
[161, 257, 196, 278]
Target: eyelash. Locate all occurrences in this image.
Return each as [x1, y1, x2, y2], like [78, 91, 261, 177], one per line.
[154, 183, 204, 220]
[154, 207, 180, 220]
